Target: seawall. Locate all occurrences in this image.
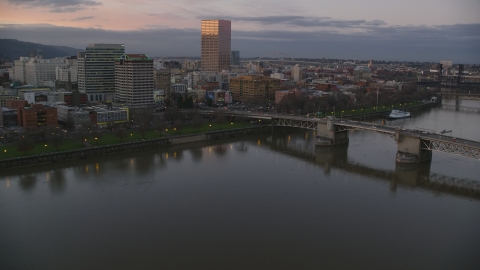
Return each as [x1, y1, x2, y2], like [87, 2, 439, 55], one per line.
[0, 126, 270, 170]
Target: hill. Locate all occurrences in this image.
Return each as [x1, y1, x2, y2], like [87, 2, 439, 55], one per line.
[0, 39, 82, 62]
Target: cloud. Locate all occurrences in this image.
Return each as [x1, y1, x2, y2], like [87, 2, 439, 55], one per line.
[71, 16, 95, 21]
[7, 0, 102, 13]
[0, 23, 478, 63]
[221, 15, 387, 29]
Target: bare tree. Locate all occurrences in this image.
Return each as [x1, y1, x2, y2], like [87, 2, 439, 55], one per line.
[132, 109, 153, 139]
[164, 107, 181, 124]
[191, 114, 205, 133]
[114, 127, 128, 142]
[73, 129, 89, 146]
[90, 126, 102, 145]
[46, 127, 65, 151]
[172, 119, 183, 135]
[154, 116, 167, 136]
[214, 112, 227, 130]
[15, 135, 35, 155]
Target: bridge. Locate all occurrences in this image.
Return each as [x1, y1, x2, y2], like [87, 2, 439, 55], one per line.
[223, 111, 480, 164]
[416, 81, 480, 100]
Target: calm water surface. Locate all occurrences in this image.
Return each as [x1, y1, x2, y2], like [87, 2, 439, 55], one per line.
[1, 101, 480, 269]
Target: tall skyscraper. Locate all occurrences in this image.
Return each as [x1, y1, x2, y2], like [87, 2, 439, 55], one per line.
[78, 44, 125, 103]
[201, 20, 231, 72]
[115, 54, 154, 109]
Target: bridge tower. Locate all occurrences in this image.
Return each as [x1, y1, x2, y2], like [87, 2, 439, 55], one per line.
[315, 118, 349, 146]
[395, 129, 432, 163]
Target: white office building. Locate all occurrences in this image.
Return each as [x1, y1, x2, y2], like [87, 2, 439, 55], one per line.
[292, 64, 302, 82]
[78, 44, 125, 103]
[25, 58, 69, 86]
[115, 54, 154, 109]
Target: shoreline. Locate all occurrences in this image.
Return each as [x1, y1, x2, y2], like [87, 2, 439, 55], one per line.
[0, 126, 270, 170]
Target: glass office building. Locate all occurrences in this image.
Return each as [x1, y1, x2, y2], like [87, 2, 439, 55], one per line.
[201, 20, 231, 72]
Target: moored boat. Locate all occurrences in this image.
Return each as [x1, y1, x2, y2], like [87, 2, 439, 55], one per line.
[388, 109, 410, 119]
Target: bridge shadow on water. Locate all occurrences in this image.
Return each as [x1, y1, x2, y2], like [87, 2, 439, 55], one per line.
[263, 135, 480, 200]
[1, 133, 479, 200]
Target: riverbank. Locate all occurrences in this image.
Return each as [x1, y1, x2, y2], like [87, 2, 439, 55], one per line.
[339, 101, 436, 120]
[0, 126, 270, 170]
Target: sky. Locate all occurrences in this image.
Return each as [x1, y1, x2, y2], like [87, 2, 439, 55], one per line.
[0, 0, 479, 63]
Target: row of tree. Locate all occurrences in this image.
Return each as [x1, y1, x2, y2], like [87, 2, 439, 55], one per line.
[276, 84, 436, 115]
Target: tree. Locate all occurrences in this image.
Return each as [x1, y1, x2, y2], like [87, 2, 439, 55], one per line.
[15, 135, 35, 155]
[90, 126, 102, 145]
[214, 112, 227, 129]
[191, 114, 205, 132]
[172, 119, 183, 135]
[74, 130, 89, 146]
[164, 107, 181, 124]
[154, 116, 167, 135]
[132, 109, 153, 139]
[114, 127, 128, 142]
[46, 127, 64, 151]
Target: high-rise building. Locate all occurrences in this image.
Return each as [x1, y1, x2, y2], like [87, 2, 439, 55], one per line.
[25, 58, 69, 86]
[201, 20, 231, 72]
[13, 57, 29, 84]
[115, 54, 154, 109]
[78, 44, 125, 103]
[231, 51, 240, 66]
[154, 69, 172, 98]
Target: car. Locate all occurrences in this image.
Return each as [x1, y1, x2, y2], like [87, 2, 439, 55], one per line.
[452, 137, 457, 142]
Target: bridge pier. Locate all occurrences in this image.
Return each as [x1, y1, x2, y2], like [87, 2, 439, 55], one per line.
[315, 120, 349, 146]
[395, 131, 432, 164]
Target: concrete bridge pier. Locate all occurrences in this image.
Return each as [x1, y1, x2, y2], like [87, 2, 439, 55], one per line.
[315, 120, 349, 146]
[395, 130, 432, 164]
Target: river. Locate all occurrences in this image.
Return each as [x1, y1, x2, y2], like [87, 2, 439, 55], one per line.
[1, 100, 479, 270]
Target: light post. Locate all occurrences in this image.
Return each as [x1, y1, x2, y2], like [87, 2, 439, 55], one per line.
[341, 110, 344, 120]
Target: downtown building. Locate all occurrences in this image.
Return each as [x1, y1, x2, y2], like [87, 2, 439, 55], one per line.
[78, 44, 125, 103]
[115, 54, 154, 110]
[230, 75, 281, 102]
[201, 20, 231, 72]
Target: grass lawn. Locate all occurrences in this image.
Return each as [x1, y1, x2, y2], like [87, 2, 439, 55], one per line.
[0, 123, 256, 160]
[1, 138, 83, 160]
[93, 130, 163, 146]
[165, 122, 255, 136]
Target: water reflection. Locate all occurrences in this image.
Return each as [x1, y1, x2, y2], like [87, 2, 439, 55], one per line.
[214, 144, 228, 156]
[1, 129, 478, 199]
[18, 174, 37, 191]
[48, 170, 66, 194]
[134, 154, 155, 175]
[235, 142, 248, 154]
[189, 148, 203, 163]
[262, 134, 479, 200]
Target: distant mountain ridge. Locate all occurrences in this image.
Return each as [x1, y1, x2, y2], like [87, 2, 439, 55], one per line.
[0, 39, 82, 62]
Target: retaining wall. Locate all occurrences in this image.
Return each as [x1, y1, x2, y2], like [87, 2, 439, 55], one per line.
[0, 126, 270, 170]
